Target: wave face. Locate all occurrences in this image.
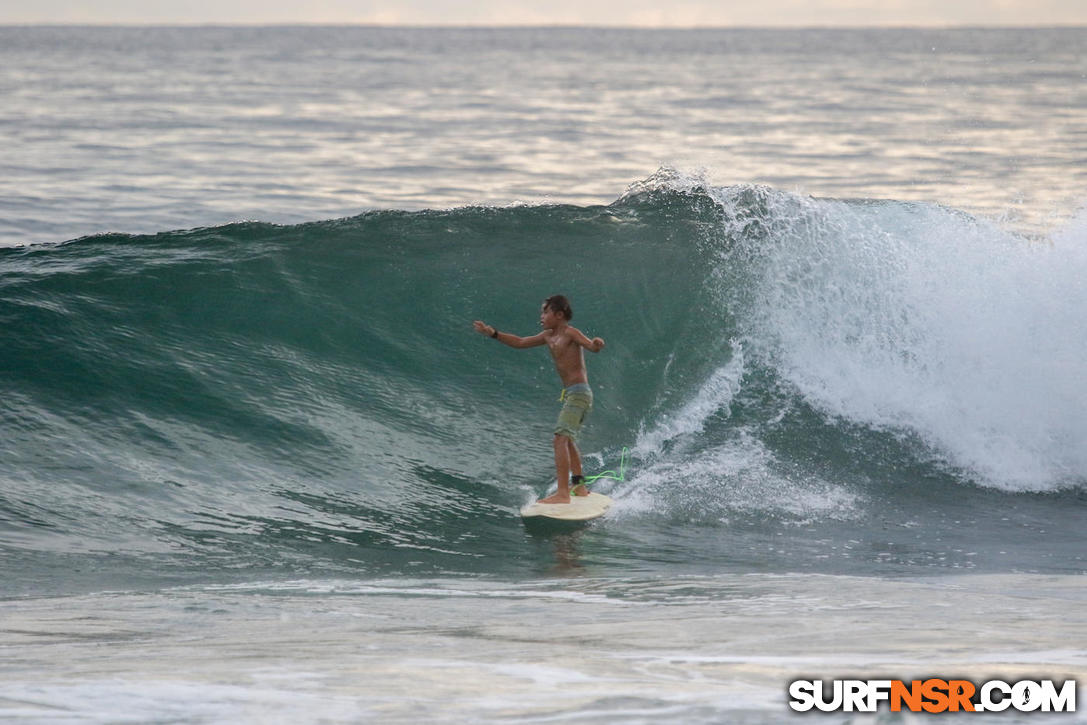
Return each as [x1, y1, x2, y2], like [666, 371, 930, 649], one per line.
[3, 172, 1086, 592]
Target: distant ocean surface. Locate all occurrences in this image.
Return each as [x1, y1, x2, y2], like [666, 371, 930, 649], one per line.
[1, 26, 1086, 724]
[2, 26, 1086, 245]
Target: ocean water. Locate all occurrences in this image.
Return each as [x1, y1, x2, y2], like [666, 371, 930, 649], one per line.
[1, 26, 1086, 723]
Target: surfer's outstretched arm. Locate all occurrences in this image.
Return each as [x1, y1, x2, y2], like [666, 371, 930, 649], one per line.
[568, 326, 605, 353]
[473, 320, 547, 349]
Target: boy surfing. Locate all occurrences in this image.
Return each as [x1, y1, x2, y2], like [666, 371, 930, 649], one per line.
[473, 295, 605, 504]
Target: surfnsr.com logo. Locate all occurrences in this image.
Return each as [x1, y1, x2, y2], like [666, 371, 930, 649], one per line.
[788, 679, 1077, 713]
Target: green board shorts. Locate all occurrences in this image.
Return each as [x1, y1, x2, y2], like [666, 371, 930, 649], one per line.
[554, 383, 593, 441]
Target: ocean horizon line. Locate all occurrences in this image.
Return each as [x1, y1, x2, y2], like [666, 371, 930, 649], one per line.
[2, 22, 1085, 31]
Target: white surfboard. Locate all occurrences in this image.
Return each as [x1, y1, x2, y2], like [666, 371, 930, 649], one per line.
[520, 492, 613, 522]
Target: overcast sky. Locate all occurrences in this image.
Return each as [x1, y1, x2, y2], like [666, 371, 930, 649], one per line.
[2, 0, 1085, 27]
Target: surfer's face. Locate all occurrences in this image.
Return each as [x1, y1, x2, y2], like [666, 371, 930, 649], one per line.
[540, 306, 564, 329]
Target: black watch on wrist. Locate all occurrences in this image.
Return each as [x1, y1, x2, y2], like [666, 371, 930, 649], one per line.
[491, 328, 499, 339]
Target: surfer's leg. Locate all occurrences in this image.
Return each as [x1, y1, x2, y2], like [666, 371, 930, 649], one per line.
[567, 437, 583, 477]
[539, 434, 572, 504]
[568, 439, 589, 496]
[546, 389, 592, 503]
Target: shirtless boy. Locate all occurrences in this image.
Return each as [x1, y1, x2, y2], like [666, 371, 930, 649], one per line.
[474, 295, 605, 504]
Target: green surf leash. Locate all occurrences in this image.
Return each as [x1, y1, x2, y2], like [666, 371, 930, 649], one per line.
[583, 446, 630, 485]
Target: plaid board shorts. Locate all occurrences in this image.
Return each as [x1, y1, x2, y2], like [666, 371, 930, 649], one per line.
[554, 383, 593, 441]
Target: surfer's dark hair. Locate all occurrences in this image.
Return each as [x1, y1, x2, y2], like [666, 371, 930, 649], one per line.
[543, 295, 573, 321]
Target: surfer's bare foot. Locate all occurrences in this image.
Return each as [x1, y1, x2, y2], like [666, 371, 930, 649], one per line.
[571, 484, 589, 496]
[538, 492, 571, 504]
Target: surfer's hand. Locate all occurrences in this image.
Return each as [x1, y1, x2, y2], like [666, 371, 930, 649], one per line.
[592, 337, 605, 352]
[473, 320, 493, 336]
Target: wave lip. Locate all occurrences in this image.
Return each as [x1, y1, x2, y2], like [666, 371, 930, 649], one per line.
[640, 172, 1087, 493]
